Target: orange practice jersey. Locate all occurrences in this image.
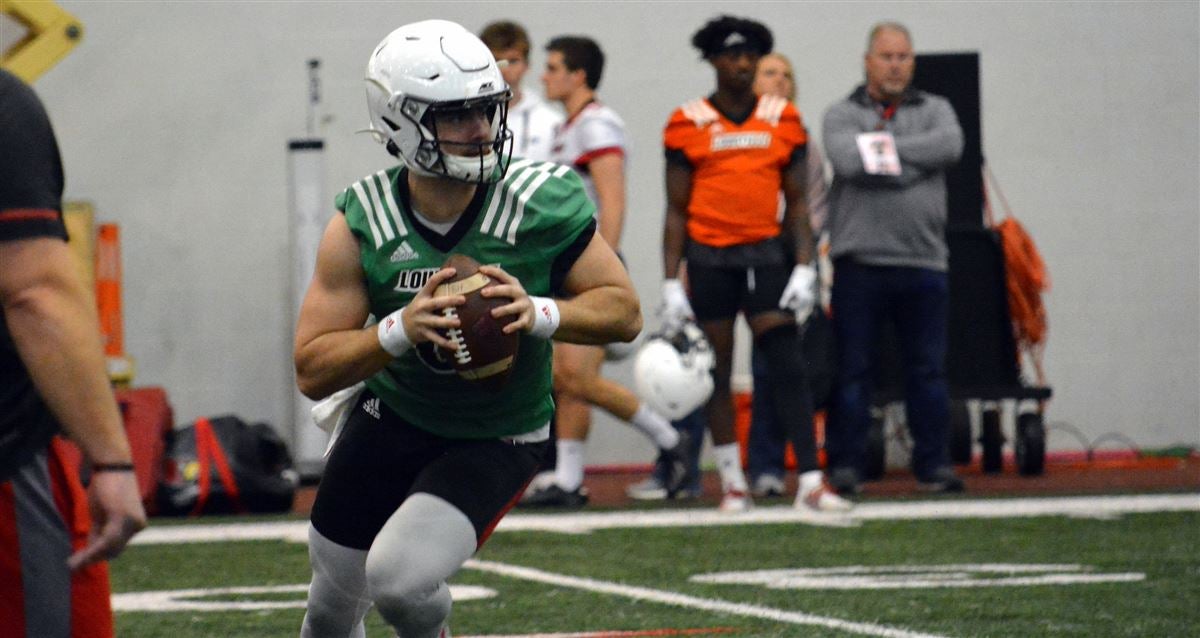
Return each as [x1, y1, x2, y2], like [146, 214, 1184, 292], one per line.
[663, 95, 806, 247]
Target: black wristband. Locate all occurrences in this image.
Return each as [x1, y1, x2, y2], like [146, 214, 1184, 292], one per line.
[92, 462, 136, 473]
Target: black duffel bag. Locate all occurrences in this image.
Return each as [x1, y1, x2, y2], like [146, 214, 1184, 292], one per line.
[157, 415, 298, 516]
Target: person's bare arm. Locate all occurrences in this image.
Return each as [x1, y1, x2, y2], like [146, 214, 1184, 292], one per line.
[293, 214, 463, 400]
[0, 237, 146, 569]
[587, 152, 626, 249]
[482, 232, 641, 345]
[662, 161, 693, 279]
[780, 156, 814, 265]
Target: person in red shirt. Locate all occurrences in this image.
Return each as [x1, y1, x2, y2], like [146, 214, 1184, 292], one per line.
[659, 15, 849, 513]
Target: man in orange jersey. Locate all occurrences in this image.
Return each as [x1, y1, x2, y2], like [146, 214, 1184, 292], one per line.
[659, 15, 849, 513]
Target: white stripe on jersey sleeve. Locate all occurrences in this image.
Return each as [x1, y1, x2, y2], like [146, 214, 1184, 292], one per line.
[351, 182, 385, 249]
[481, 158, 535, 234]
[755, 95, 785, 126]
[361, 177, 396, 243]
[505, 170, 553, 244]
[374, 170, 408, 237]
[681, 99, 719, 127]
[487, 165, 539, 238]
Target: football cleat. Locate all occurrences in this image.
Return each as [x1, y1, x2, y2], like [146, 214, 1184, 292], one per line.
[751, 474, 786, 498]
[796, 479, 854, 512]
[517, 483, 589, 509]
[662, 430, 699, 499]
[625, 476, 669, 501]
[718, 489, 753, 513]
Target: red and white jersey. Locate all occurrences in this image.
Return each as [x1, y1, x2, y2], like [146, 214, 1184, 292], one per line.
[507, 91, 564, 162]
[549, 101, 627, 206]
[663, 94, 806, 247]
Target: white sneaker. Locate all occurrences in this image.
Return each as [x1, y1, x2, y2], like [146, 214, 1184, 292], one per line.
[796, 479, 854, 512]
[718, 489, 753, 513]
[626, 476, 668, 501]
[751, 474, 786, 498]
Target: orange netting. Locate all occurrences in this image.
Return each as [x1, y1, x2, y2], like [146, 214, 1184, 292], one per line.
[984, 166, 1050, 386]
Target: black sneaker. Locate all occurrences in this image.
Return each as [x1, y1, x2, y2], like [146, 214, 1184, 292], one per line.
[518, 483, 589, 509]
[829, 467, 862, 496]
[916, 466, 965, 493]
[662, 430, 698, 499]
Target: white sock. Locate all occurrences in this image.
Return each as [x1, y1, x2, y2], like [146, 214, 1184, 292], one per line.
[712, 443, 748, 492]
[630, 404, 681, 449]
[798, 470, 824, 494]
[555, 439, 586, 491]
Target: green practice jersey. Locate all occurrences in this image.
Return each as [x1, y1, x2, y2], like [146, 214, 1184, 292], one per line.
[335, 159, 596, 439]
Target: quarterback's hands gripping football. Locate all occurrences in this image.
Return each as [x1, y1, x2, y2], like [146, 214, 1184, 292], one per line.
[778, 264, 818, 324]
[659, 278, 694, 331]
[378, 267, 464, 356]
[478, 265, 558, 337]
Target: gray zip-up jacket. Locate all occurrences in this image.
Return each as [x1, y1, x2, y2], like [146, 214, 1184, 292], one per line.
[822, 85, 963, 271]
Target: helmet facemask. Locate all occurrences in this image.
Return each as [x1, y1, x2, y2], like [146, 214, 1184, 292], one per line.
[411, 93, 514, 183]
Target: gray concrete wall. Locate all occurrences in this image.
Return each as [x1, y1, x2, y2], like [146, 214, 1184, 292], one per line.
[23, 1, 1199, 465]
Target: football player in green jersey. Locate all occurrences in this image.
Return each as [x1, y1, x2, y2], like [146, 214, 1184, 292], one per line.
[293, 20, 640, 638]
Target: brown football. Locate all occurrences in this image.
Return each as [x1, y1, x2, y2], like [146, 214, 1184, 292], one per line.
[434, 254, 519, 389]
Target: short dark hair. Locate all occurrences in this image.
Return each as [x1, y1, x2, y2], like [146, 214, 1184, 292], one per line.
[691, 15, 773, 59]
[546, 36, 605, 90]
[480, 21, 531, 59]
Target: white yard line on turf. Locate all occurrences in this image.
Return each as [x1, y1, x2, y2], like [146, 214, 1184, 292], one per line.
[465, 559, 950, 638]
[129, 493, 1200, 545]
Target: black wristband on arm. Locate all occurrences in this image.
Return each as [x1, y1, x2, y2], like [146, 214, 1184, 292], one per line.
[92, 462, 136, 473]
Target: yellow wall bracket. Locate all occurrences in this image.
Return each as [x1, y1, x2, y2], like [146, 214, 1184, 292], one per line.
[1, 0, 84, 83]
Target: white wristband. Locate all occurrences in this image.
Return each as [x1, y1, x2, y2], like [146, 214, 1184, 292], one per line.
[528, 296, 560, 339]
[377, 308, 412, 357]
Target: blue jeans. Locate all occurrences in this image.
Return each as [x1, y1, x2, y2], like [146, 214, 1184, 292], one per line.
[748, 345, 786, 482]
[827, 260, 950, 479]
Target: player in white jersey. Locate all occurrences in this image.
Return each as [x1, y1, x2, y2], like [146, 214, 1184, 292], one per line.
[548, 100, 626, 213]
[480, 21, 564, 162]
[520, 35, 696, 508]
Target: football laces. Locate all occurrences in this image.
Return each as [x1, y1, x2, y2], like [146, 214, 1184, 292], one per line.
[441, 307, 472, 364]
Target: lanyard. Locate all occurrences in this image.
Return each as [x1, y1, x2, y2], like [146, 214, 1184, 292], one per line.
[875, 102, 899, 131]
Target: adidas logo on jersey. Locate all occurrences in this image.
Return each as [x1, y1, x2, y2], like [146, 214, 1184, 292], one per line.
[390, 241, 419, 263]
[363, 397, 381, 419]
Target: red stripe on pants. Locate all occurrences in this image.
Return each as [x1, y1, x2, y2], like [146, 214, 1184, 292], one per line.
[0, 440, 114, 637]
[0, 480, 28, 637]
[49, 438, 115, 638]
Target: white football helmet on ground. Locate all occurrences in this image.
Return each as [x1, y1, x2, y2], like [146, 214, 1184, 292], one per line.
[633, 322, 715, 419]
[364, 19, 513, 183]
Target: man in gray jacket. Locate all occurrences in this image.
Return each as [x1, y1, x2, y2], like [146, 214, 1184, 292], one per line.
[822, 22, 964, 495]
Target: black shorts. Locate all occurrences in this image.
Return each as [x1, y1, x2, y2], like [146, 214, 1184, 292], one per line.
[310, 389, 548, 551]
[688, 262, 790, 322]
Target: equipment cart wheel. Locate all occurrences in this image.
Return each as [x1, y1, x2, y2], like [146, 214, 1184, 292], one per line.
[980, 405, 1004, 474]
[949, 400, 973, 465]
[864, 412, 887, 480]
[1014, 411, 1046, 476]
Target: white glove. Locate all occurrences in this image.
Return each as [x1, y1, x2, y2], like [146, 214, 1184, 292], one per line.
[659, 279, 694, 330]
[779, 264, 818, 324]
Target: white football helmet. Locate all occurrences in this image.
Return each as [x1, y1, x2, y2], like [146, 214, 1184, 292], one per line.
[364, 20, 513, 183]
[633, 322, 716, 420]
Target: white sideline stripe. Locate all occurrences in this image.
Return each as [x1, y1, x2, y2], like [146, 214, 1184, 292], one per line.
[128, 493, 1200, 545]
[111, 584, 496, 612]
[465, 559, 949, 638]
